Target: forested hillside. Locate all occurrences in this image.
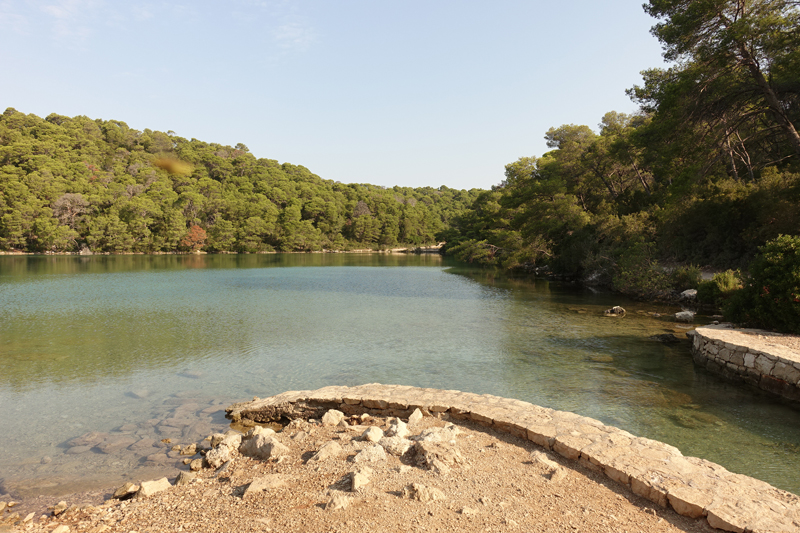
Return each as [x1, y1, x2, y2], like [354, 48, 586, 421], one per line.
[0, 109, 480, 253]
[444, 0, 800, 296]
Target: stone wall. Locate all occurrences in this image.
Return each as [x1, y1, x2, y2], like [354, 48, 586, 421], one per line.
[227, 383, 800, 533]
[689, 324, 800, 402]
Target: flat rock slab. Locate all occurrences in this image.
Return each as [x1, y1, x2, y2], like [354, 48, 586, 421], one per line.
[227, 384, 800, 533]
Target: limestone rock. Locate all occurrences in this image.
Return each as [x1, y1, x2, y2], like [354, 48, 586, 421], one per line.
[675, 311, 695, 322]
[354, 444, 387, 463]
[210, 433, 226, 448]
[180, 443, 197, 456]
[309, 441, 343, 462]
[325, 493, 350, 511]
[50, 501, 68, 516]
[408, 408, 423, 426]
[414, 441, 464, 475]
[379, 435, 413, 456]
[604, 306, 626, 317]
[414, 423, 460, 443]
[136, 477, 171, 498]
[52, 526, 70, 533]
[321, 409, 345, 427]
[239, 433, 289, 461]
[679, 289, 698, 301]
[204, 445, 231, 468]
[112, 482, 139, 500]
[243, 474, 287, 499]
[219, 433, 242, 451]
[402, 483, 444, 502]
[190, 458, 204, 471]
[361, 426, 384, 443]
[649, 333, 681, 344]
[174, 471, 195, 486]
[548, 467, 567, 483]
[386, 418, 410, 438]
[350, 471, 370, 492]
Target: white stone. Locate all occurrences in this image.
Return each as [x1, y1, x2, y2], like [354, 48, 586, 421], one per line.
[361, 426, 384, 442]
[321, 409, 345, 426]
[309, 441, 343, 462]
[354, 444, 387, 463]
[675, 311, 695, 322]
[402, 483, 444, 502]
[136, 477, 171, 498]
[386, 418, 410, 438]
[408, 408, 424, 426]
[239, 434, 289, 460]
[379, 435, 413, 456]
[350, 472, 370, 492]
[204, 445, 231, 468]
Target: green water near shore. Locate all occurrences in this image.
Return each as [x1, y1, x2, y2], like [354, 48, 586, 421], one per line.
[1, 254, 799, 496]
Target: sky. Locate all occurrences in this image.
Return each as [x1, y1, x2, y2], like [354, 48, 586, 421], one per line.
[0, 1, 666, 190]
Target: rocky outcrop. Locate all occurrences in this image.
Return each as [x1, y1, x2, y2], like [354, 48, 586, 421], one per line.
[227, 383, 800, 533]
[689, 324, 800, 402]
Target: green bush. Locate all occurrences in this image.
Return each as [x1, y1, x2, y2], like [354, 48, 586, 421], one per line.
[669, 265, 701, 291]
[612, 242, 672, 299]
[724, 235, 800, 333]
[697, 270, 742, 308]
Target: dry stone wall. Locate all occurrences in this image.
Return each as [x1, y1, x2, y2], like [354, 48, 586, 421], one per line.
[689, 325, 800, 402]
[227, 383, 800, 533]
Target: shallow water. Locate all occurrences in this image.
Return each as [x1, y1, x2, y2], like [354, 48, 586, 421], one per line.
[1, 254, 799, 497]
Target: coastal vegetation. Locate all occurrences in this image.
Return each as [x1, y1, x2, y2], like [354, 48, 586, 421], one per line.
[0, 110, 480, 254]
[442, 0, 800, 329]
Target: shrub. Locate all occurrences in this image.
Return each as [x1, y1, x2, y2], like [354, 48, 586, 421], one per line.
[612, 242, 672, 299]
[669, 264, 701, 291]
[724, 235, 800, 333]
[696, 270, 742, 308]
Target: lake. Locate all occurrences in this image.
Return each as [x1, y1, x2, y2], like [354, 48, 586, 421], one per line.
[1, 253, 799, 497]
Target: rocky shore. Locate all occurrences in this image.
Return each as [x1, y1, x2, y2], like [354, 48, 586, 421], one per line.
[2, 406, 713, 533]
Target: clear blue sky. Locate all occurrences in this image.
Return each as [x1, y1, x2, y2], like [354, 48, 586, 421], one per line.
[1, 1, 665, 190]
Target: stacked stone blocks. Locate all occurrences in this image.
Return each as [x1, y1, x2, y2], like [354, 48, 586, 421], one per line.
[690, 324, 800, 402]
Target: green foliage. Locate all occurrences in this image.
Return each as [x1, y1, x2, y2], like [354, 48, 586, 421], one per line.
[0, 109, 481, 253]
[697, 270, 742, 308]
[611, 242, 672, 299]
[725, 236, 800, 333]
[669, 265, 701, 291]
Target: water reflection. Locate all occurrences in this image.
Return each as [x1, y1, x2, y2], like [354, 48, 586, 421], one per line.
[1, 254, 799, 497]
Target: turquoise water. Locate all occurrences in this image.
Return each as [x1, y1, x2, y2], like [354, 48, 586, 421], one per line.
[1, 254, 799, 497]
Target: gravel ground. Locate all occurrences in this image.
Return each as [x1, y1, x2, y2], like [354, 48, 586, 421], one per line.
[3, 414, 716, 533]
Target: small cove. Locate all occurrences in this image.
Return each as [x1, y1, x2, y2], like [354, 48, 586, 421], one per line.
[1, 254, 799, 497]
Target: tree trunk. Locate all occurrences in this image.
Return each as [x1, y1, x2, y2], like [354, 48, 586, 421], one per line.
[739, 44, 800, 157]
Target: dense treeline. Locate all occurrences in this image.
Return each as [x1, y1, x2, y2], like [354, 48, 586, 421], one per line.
[0, 110, 480, 253]
[444, 0, 800, 298]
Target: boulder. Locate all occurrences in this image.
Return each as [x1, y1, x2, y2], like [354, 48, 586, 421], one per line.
[136, 477, 171, 498]
[361, 426, 384, 443]
[239, 433, 289, 461]
[189, 458, 204, 471]
[350, 471, 370, 492]
[112, 482, 139, 500]
[379, 436, 413, 456]
[649, 333, 681, 344]
[414, 423, 460, 443]
[354, 444, 387, 463]
[402, 483, 444, 502]
[679, 289, 698, 301]
[204, 445, 231, 468]
[386, 418, 410, 438]
[604, 306, 626, 317]
[309, 441, 343, 462]
[675, 311, 695, 322]
[321, 409, 345, 426]
[414, 441, 464, 474]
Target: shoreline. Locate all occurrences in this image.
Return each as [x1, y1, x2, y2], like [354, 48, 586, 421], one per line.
[3, 385, 798, 533]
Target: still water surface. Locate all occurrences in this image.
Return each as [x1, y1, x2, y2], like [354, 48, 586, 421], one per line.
[1, 254, 799, 496]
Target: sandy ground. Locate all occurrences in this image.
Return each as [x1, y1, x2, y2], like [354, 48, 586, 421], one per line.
[1, 413, 717, 533]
